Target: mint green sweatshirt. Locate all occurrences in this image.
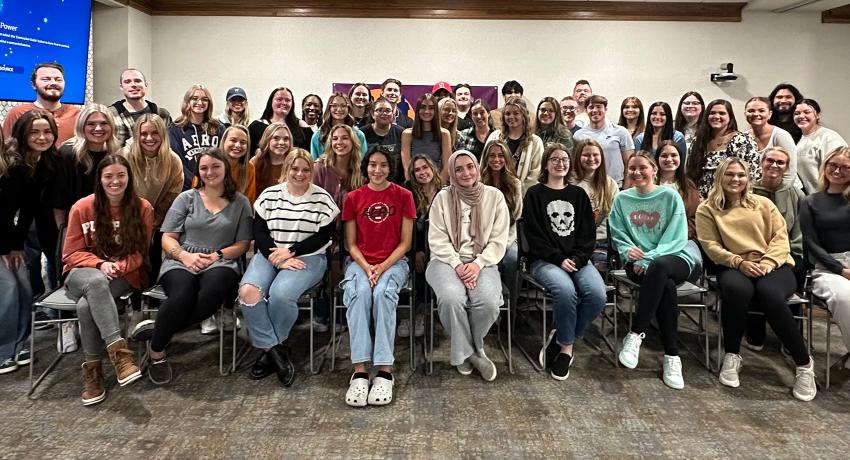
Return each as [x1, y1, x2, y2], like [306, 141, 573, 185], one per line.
[609, 185, 695, 271]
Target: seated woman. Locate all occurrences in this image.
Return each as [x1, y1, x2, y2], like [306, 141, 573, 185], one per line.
[62, 155, 152, 405]
[426, 150, 509, 381]
[696, 157, 816, 401]
[610, 152, 699, 390]
[130, 148, 252, 384]
[401, 154, 444, 338]
[0, 128, 36, 374]
[747, 147, 805, 350]
[800, 146, 850, 372]
[655, 141, 702, 267]
[480, 140, 522, 289]
[341, 146, 415, 407]
[238, 149, 339, 386]
[221, 125, 256, 204]
[524, 143, 606, 381]
[569, 139, 619, 272]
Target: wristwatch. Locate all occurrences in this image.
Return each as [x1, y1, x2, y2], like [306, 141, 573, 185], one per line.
[216, 249, 225, 260]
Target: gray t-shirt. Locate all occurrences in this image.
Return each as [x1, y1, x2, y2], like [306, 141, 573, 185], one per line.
[574, 123, 635, 186]
[158, 188, 253, 279]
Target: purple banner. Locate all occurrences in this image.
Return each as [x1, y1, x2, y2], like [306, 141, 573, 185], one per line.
[333, 83, 498, 119]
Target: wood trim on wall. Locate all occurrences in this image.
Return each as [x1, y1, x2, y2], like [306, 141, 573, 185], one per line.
[822, 4, 850, 23]
[134, 1, 746, 22]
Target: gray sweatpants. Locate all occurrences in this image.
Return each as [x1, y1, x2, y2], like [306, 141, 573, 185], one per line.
[811, 252, 850, 354]
[426, 261, 503, 366]
[64, 268, 130, 361]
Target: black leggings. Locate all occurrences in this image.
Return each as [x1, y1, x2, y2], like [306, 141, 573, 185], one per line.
[151, 267, 239, 352]
[745, 254, 807, 346]
[626, 255, 690, 356]
[718, 264, 809, 366]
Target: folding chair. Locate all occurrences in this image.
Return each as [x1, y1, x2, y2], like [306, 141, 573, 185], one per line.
[28, 224, 133, 398]
[513, 219, 618, 371]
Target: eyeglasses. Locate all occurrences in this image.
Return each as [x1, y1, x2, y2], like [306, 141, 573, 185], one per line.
[561, 107, 577, 113]
[549, 157, 570, 165]
[764, 158, 787, 167]
[374, 108, 393, 115]
[682, 101, 702, 106]
[538, 108, 556, 114]
[825, 162, 850, 174]
[189, 96, 210, 103]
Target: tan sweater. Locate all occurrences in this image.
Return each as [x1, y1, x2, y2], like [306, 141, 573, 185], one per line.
[428, 184, 510, 269]
[695, 194, 793, 270]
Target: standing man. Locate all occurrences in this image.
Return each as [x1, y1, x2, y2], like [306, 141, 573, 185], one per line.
[490, 80, 525, 131]
[2, 62, 80, 146]
[560, 96, 582, 135]
[108, 68, 173, 147]
[573, 95, 635, 187]
[768, 83, 804, 143]
[454, 83, 473, 131]
[572, 79, 593, 128]
[381, 78, 413, 129]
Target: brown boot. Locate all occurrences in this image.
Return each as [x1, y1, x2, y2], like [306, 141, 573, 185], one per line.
[106, 338, 141, 386]
[81, 361, 106, 406]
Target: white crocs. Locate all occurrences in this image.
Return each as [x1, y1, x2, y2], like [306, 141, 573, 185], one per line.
[367, 375, 394, 406]
[345, 374, 369, 408]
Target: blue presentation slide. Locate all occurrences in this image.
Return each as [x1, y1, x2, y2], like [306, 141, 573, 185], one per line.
[0, 0, 92, 104]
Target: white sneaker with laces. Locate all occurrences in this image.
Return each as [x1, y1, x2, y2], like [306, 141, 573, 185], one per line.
[662, 355, 684, 389]
[719, 353, 742, 388]
[397, 318, 411, 338]
[618, 332, 645, 369]
[793, 357, 817, 402]
[200, 315, 218, 335]
[413, 314, 425, 338]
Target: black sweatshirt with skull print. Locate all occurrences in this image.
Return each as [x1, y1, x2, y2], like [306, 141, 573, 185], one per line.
[521, 183, 596, 267]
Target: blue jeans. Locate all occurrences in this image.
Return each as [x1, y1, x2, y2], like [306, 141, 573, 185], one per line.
[341, 258, 409, 366]
[239, 252, 327, 349]
[530, 260, 606, 346]
[0, 262, 33, 361]
[498, 241, 518, 289]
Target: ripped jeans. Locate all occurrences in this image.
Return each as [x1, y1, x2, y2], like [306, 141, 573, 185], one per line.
[341, 257, 409, 366]
[239, 252, 327, 349]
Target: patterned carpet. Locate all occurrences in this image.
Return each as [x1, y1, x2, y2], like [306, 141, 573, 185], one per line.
[1, 304, 849, 459]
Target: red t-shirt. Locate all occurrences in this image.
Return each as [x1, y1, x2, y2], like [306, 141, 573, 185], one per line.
[342, 182, 415, 265]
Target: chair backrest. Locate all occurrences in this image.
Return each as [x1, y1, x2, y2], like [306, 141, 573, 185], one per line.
[55, 222, 68, 282]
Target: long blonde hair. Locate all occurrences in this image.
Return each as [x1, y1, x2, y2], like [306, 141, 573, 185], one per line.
[705, 157, 758, 210]
[124, 113, 182, 193]
[407, 154, 444, 215]
[569, 138, 616, 218]
[253, 122, 291, 186]
[499, 98, 533, 155]
[438, 97, 459, 147]
[70, 103, 119, 173]
[174, 84, 221, 135]
[319, 124, 363, 191]
[820, 146, 850, 201]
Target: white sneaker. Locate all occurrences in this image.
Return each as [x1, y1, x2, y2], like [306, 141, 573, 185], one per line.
[662, 355, 684, 390]
[397, 319, 411, 338]
[200, 316, 218, 335]
[793, 357, 817, 402]
[221, 311, 241, 332]
[719, 353, 742, 388]
[618, 332, 645, 369]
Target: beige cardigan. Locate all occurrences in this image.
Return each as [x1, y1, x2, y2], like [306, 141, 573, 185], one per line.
[486, 130, 544, 196]
[428, 184, 510, 269]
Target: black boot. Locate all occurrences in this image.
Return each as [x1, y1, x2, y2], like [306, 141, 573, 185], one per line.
[268, 344, 295, 387]
[249, 351, 273, 380]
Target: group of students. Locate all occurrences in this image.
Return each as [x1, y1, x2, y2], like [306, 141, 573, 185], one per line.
[2, 65, 850, 409]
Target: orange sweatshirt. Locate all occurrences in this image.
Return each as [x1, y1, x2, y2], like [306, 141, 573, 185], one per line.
[62, 194, 154, 289]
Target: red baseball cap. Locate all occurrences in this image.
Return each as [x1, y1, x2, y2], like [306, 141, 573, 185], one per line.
[431, 81, 452, 93]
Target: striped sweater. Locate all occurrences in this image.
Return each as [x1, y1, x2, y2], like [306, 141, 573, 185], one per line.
[253, 182, 340, 258]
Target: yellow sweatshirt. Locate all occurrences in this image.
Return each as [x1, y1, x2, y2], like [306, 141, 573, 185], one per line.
[695, 194, 793, 270]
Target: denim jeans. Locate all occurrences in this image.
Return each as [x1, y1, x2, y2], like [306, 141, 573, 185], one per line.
[426, 261, 503, 366]
[0, 261, 33, 361]
[530, 260, 606, 346]
[498, 241, 518, 290]
[64, 268, 131, 361]
[239, 252, 327, 349]
[341, 257, 409, 366]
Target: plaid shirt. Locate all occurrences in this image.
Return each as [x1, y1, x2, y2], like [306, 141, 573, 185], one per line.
[108, 101, 173, 147]
[455, 126, 492, 160]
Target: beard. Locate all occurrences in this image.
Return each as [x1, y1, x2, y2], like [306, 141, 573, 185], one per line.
[36, 87, 63, 103]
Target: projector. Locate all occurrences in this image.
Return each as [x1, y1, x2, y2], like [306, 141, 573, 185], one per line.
[711, 63, 738, 82]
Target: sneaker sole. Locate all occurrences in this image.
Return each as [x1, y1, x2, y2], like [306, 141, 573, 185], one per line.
[15, 357, 31, 366]
[618, 353, 638, 369]
[0, 365, 19, 375]
[550, 355, 574, 381]
[82, 392, 106, 406]
[118, 370, 142, 386]
[793, 389, 816, 402]
[456, 365, 473, 376]
[663, 378, 684, 390]
[130, 320, 156, 342]
[718, 376, 740, 388]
